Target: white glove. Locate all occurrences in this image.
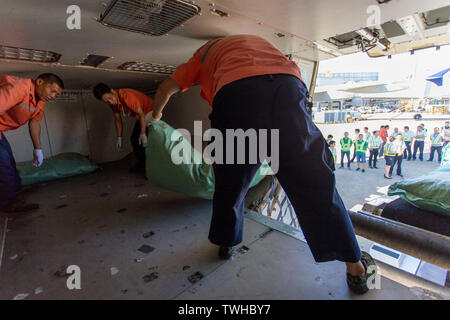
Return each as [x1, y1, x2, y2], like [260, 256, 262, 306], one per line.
[139, 134, 148, 147]
[145, 111, 162, 127]
[32, 149, 44, 167]
[116, 137, 123, 151]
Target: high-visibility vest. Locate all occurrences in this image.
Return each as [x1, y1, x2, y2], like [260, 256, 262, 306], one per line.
[431, 133, 443, 146]
[403, 131, 413, 142]
[384, 142, 396, 156]
[355, 140, 367, 153]
[368, 136, 382, 148]
[340, 137, 352, 152]
[415, 130, 426, 141]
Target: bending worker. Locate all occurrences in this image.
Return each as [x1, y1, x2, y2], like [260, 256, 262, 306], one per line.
[0, 73, 64, 213]
[146, 35, 376, 294]
[93, 83, 154, 172]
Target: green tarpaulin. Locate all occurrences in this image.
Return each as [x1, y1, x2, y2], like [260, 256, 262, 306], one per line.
[145, 121, 270, 200]
[17, 152, 100, 185]
[388, 165, 450, 216]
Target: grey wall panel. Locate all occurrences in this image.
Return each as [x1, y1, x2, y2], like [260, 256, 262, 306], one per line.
[82, 92, 135, 164]
[3, 117, 52, 163]
[163, 85, 211, 152]
[43, 93, 90, 157]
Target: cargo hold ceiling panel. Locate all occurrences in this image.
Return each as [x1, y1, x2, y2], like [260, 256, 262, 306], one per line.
[99, 0, 201, 36]
[0, 45, 61, 63]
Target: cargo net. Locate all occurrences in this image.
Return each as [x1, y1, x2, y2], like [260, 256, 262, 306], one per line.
[247, 176, 300, 230]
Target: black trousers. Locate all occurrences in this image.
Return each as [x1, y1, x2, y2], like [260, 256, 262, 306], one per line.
[208, 74, 361, 263]
[130, 120, 148, 164]
[340, 151, 351, 168]
[389, 155, 403, 176]
[429, 146, 442, 162]
[368, 149, 379, 167]
[403, 141, 412, 160]
[413, 141, 424, 160]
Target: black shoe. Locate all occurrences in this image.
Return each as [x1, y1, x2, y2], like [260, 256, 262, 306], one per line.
[218, 246, 235, 260]
[339, 166, 344, 169]
[384, 174, 392, 179]
[356, 168, 360, 171]
[373, 166, 378, 169]
[369, 166, 373, 169]
[347, 252, 377, 294]
[427, 160, 433, 162]
[362, 169, 365, 173]
[397, 174, 404, 178]
[2, 201, 39, 214]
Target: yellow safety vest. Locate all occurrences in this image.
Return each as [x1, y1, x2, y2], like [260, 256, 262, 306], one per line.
[368, 136, 382, 148]
[340, 138, 352, 152]
[384, 142, 396, 156]
[431, 133, 443, 146]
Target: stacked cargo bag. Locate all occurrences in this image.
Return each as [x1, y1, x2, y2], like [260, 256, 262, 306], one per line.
[388, 165, 450, 216]
[17, 152, 100, 185]
[145, 121, 269, 200]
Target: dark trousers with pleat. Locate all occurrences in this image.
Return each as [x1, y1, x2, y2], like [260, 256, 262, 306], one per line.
[208, 74, 361, 263]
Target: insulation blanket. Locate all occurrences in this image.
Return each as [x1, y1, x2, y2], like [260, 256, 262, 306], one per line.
[17, 152, 100, 185]
[388, 165, 450, 216]
[145, 121, 269, 200]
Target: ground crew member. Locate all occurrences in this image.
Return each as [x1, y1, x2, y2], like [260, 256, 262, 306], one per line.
[146, 35, 375, 294]
[443, 121, 450, 147]
[326, 134, 333, 145]
[379, 125, 388, 157]
[390, 134, 406, 178]
[391, 127, 400, 138]
[363, 127, 370, 140]
[402, 126, 414, 160]
[350, 128, 360, 163]
[93, 83, 154, 171]
[355, 134, 368, 173]
[0, 73, 64, 213]
[328, 140, 337, 170]
[339, 132, 352, 169]
[412, 125, 426, 161]
[368, 130, 382, 169]
[428, 127, 444, 162]
[384, 136, 396, 179]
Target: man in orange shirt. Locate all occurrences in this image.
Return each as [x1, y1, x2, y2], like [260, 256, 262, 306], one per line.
[0, 73, 64, 213]
[146, 35, 375, 294]
[93, 84, 154, 171]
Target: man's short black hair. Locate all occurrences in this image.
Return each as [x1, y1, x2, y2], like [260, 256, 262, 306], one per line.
[385, 125, 390, 129]
[329, 140, 336, 146]
[37, 73, 64, 89]
[327, 134, 333, 139]
[355, 129, 360, 133]
[93, 83, 112, 101]
[404, 126, 409, 130]
[364, 127, 369, 130]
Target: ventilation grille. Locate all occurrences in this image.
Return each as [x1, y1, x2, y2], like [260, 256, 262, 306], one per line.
[80, 54, 110, 67]
[99, 0, 201, 36]
[118, 61, 177, 74]
[0, 45, 61, 63]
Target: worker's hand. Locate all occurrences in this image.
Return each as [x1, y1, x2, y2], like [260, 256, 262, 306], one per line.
[145, 111, 162, 126]
[139, 134, 148, 147]
[32, 149, 44, 167]
[116, 137, 123, 151]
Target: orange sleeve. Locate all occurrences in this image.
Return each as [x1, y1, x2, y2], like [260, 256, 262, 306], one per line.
[0, 78, 27, 114]
[121, 89, 146, 114]
[170, 54, 201, 92]
[109, 104, 120, 115]
[32, 106, 45, 121]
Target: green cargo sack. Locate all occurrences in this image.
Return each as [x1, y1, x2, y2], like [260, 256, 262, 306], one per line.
[388, 165, 450, 216]
[17, 152, 100, 185]
[145, 121, 270, 200]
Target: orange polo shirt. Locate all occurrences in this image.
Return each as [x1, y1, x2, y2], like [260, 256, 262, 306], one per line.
[110, 88, 154, 119]
[0, 75, 45, 136]
[171, 34, 303, 106]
